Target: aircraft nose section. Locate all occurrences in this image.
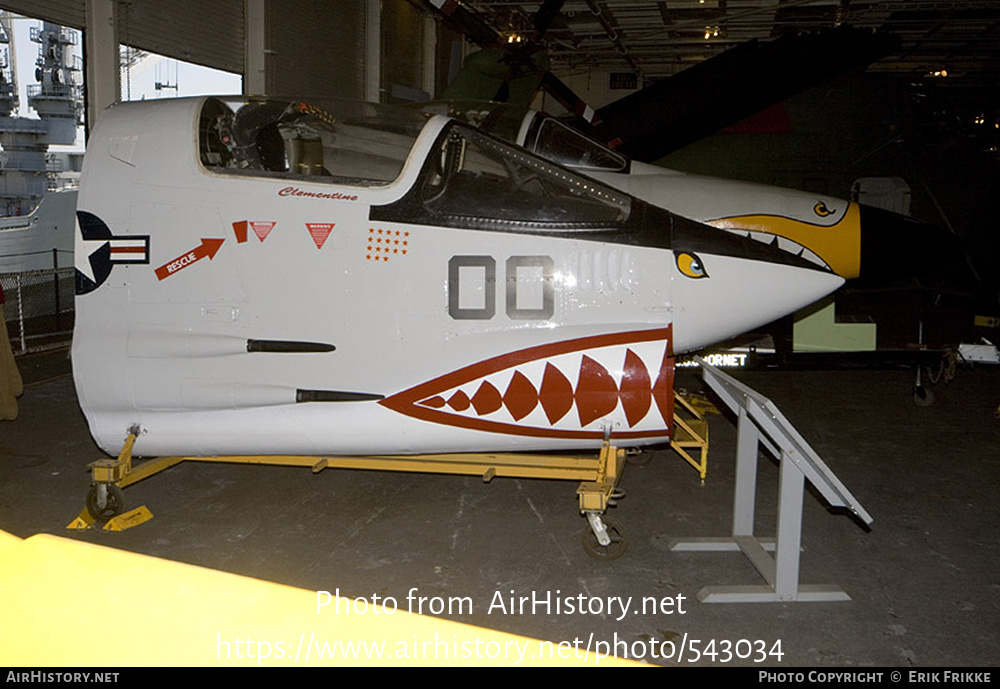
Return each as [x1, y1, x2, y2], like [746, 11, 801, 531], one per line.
[668, 215, 845, 353]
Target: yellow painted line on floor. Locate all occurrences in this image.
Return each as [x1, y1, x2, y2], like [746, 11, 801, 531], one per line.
[0, 531, 639, 666]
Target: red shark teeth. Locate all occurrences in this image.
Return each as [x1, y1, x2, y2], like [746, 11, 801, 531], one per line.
[503, 371, 538, 421]
[652, 349, 674, 425]
[417, 346, 671, 429]
[471, 381, 503, 415]
[539, 363, 574, 424]
[620, 348, 653, 428]
[447, 390, 471, 412]
[576, 355, 620, 426]
[380, 328, 674, 441]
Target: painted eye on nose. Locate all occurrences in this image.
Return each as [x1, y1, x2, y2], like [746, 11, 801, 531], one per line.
[814, 201, 835, 217]
[676, 252, 708, 279]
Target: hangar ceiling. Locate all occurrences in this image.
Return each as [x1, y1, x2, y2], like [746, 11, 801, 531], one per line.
[2, 0, 997, 178]
[448, 0, 1000, 87]
[425, 0, 1000, 168]
[3, 1, 998, 97]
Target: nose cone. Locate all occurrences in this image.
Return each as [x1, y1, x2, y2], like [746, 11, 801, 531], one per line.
[668, 215, 845, 353]
[857, 205, 966, 285]
[705, 202, 965, 285]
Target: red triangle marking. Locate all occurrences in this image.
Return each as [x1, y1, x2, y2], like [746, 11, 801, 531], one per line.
[503, 371, 538, 421]
[471, 381, 503, 416]
[652, 350, 675, 427]
[620, 349, 652, 428]
[539, 363, 574, 425]
[419, 396, 447, 409]
[251, 221, 276, 242]
[575, 355, 618, 427]
[306, 223, 334, 249]
[447, 390, 471, 412]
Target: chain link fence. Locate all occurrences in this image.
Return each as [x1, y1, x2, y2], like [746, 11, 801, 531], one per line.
[1, 267, 75, 354]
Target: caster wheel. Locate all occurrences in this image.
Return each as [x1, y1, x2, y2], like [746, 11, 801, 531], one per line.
[86, 484, 125, 521]
[582, 516, 628, 561]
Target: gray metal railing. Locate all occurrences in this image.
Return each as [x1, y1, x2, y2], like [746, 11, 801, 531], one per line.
[1, 266, 74, 354]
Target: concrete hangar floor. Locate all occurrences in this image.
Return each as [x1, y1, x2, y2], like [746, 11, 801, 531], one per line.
[1, 348, 998, 667]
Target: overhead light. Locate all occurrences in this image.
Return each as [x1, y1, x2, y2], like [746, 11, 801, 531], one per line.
[665, 0, 719, 8]
[927, 69, 949, 78]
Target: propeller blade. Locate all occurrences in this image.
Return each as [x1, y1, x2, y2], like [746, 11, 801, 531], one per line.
[591, 25, 900, 161]
[494, 79, 511, 103]
[431, 0, 588, 116]
[534, 0, 566, 39]
[428, 0, 503, 47]
[539, 71, 597, 124]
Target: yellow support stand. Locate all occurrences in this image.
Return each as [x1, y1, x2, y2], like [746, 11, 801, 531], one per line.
[69, 431, 631, 558]
[671, 392, 710, 482]
[68, 392, 710, 555]
[575, 441, 626, 512]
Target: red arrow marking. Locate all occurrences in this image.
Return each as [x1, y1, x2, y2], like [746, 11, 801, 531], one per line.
[155, 238, 225, 280]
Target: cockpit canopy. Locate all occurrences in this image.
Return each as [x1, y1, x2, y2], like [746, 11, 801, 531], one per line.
[199, 97, 632, 233]
[421, 100, 630, 174]
[199, 96, 433, 186]
[373, 122, 631, 231]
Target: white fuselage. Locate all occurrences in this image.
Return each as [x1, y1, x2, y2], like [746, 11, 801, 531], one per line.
[73, 97, 842, 457]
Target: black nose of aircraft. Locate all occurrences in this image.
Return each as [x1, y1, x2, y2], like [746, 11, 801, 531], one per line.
[857, 204, 969, 286]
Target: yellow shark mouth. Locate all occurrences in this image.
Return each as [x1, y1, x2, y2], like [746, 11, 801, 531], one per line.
[705, 202, 862, 279]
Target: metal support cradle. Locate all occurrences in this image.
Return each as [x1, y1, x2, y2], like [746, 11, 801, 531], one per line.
[67, 428, 630, 559]
[671, 358, 873, 603]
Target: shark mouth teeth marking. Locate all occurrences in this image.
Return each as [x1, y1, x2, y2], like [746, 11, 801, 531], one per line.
[380, 328, 675, 440]
[721, 228, 830, 270]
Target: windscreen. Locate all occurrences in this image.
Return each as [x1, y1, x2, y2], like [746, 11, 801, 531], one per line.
[372, 122, 632, 233]
[528, 117, 628, 173]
